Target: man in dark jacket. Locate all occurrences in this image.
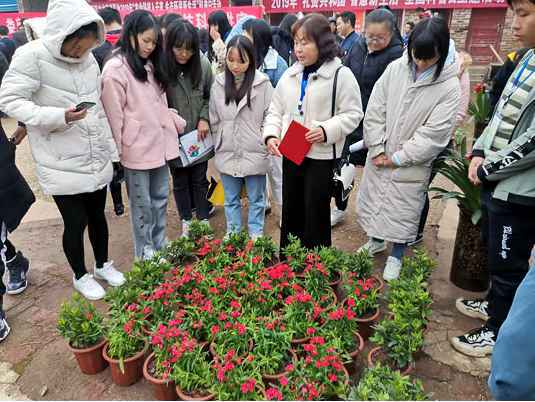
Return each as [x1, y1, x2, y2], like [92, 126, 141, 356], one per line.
[0, 122, 35, 342]
[336, 11, 359, 59]
[331, 8, 403, 226]
[92, 7, 122, 71]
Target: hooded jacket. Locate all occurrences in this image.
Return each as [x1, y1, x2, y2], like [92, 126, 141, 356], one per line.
[209, 71, 273, 177]
[0, 0, 118, 196]
[357, 50, 460, 243]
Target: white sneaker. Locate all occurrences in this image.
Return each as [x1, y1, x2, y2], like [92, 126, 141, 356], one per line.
[94, 261, 125, 287]
[330, 207, 346, 227]
[181, 220, 191, 238]
[383, 256, 402, 282]
[73, 274, 106, 300]
[358, 239, 387, 256]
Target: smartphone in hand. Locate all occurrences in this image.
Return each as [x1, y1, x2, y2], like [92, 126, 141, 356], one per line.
[74, 102, 96, 112]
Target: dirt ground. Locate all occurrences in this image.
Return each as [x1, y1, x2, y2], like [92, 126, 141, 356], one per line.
[1, 118, 492, 400]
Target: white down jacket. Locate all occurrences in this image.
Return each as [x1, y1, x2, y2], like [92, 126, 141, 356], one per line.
[0, 0, 118, 196]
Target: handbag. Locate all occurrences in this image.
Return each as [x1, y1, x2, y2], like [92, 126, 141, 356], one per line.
[330, 66, 357, 211]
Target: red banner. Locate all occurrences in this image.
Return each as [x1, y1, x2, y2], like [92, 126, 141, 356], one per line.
[265, 0, 507, 12]
[90, 0, 230, 11]
[0, 6, 264, 34]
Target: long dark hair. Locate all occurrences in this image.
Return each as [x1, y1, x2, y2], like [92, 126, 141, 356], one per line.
[116, 10, 166, 88]
[243, 18, 272, 69]
[163, 19, 202, 88]
[224, 35, 256, 108]
[207, 10, 231, 62]
[407, 17, 450, 82]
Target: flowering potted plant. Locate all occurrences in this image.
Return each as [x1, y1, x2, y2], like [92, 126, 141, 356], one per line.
[282, 290, 326, 343]
[281, 235, 308, 273]
[57, 293, 108, 375]
[102, 316, 148, 386]
[316, 246, 346, 285]
[209, 310, 253, 360]
[162, 237, 196, 266]
[468, 82, 491, 139]
[341, 276, 379, 340]
[172, 345, 214, 401]
[251, 316, 296, 380]
[318, 307, 364, 363]
[213, 357, 265, 400]
[252, 236, 279, 266]
[188, 219, 215, 242]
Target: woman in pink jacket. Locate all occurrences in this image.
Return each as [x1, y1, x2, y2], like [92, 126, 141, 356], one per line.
[101, 10, 185, 260]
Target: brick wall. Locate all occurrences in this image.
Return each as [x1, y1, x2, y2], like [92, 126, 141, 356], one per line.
[449, 8, 472, 51]
[402, 9, 420, 26]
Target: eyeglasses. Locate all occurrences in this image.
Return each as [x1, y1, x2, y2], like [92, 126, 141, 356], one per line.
[365, 35, 389, 43]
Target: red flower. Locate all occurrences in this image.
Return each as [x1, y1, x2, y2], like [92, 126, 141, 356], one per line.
[231, 310, 241, 319]
[219, 312, 228, 321]
[240, 378, 256, 394]
[266, 387, 283, 401]
[151, 335, 163, 347]
[123, 320, 134, 335]
[236, 323, 247, 335]
[211, 325, 220, 337]
[328, 373, 338, 383]
[142, 306, 152, 315]
[260, 281, 273, 291]
[279, 376, 288, 386]
[252, 255, 262, 265]
[285, 363, 294, 372]
[346, 297, 355, 308]
[306, 327, 316, 336]
[230, 300, 241, 310]
[217, 369, 225, 382]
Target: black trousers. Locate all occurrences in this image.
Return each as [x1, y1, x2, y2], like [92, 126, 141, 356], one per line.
[480, 187, 535, 333]
[169, 161, 210, 221]
[0, 221, 17, 305]
[280, 157, 334, 251]
[52, 187, 109, 279]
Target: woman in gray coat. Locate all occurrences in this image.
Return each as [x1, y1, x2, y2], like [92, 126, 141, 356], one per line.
[357, 18, 460, 281]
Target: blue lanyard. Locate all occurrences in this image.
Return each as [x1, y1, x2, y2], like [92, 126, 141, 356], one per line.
[298, 73, 309, 115]
[510, 53, 535, 95]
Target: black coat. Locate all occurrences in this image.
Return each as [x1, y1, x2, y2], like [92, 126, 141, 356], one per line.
[0, 123, 35, 232]
[343, 35, 403, 165]
[272, 27, 293, 65]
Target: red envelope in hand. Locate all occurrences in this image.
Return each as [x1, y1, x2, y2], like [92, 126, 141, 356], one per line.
[279, 120, 311, 166]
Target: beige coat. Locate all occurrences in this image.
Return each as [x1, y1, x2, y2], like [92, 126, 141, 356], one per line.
[357, 53, 460, 243]
[209, 71, 273, 177]
[263, 58, 363, 160]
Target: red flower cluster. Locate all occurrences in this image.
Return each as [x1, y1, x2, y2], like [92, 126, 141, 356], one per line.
[240, 378, 256, 394]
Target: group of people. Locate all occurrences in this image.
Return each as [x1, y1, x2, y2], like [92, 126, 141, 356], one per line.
[0, 0, 535, 397]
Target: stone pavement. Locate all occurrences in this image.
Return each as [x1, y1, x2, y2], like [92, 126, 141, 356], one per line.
[0, 122, 493, 400]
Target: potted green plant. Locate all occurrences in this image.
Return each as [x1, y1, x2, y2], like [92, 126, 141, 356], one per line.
[210, 314, 253, 361]
[430, 139, 489, 292]
[282, 290, 326, 344]
[318, 307, 364, 363]
[162, 236, 196, 266]
[172, 345, 215, 401]
[252, 317, 296, 381]
[316, 246, 346, 286]
[57, 293, 108, 375]
[252, 236, 279, 266]
[280, 235, 308, 274]
[350, 364, 428, 400]
[468, 82, 491, 139]
[102, 318, 148, 386]
[188, 219, 215, 242]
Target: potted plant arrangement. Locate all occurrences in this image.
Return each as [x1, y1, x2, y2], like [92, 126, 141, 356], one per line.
[350, 364, 427, 400]
[252, 236, 279, 266]
[213, 356, 265, 400]
[280, 235, 308, 274]
[209, 312, 253, 361]
[282, 289, 326, 344]
[162, 236, 196, 267]
[102, 317, 148, 386]
[171, 344, 214, 401]
[430, 133, 489, 292]
[57, 293, 108, 375]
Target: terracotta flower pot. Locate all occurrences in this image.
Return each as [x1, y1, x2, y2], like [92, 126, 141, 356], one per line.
[175, 386, 215, 401]
[262, 349, 298, 383]
[68, 338, 108, 375]
[367, 346, 414, 376]
[347, 331, 365, 360]
[370, 275, 385, 293]
[355, 306, 381, 341]
[102, 340, 148, 386]
[143, 352, 178, 401]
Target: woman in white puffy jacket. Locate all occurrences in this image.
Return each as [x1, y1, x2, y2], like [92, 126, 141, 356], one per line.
[0, 0, 125, 301]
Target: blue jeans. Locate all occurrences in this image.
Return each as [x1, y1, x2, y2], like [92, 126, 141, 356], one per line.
[124, 166, 169, 259]
[220, 174, 266, 236]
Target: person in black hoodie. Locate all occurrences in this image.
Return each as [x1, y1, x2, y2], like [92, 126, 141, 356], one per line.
[271, 14, 297, 65]
[331, 8, 403, 227]
[0, 121, 35, 342]
[92, 7, 122, 71]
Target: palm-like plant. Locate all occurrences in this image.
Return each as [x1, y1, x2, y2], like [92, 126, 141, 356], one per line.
[429, 130, 482, 225]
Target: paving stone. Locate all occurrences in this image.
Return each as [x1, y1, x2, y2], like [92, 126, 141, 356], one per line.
[0, 362, 19, 384]
[0, 383, 30, 400]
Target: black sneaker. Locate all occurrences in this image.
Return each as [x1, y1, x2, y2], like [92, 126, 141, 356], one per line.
[0, 311, 11, 343]
[407, 234, 424, 247]
[6, 251, 29, 295]
[456, 298, 489, 321]
[450, 326, 496, 357]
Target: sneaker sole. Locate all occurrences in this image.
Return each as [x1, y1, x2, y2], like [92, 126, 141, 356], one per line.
[455, 299, 489, 321]
[74, 290, 105, 301]
[450, 337, 493, 357]
[0, 322, 11, 342]
[6, 282, 28, 295]
[93, 272, 125, 288]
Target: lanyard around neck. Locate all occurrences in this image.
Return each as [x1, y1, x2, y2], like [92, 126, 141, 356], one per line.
[298, 73, 309, 115]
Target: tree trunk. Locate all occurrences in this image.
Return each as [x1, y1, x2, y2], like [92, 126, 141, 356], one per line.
[450, 207, 489, 292]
